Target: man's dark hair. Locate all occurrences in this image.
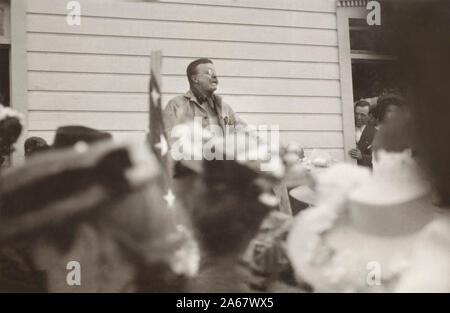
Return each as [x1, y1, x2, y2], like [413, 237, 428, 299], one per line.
[0, 116, 22, 160]
[372, 94, 405, 122]
[354, 100, 370, 111]
[186, 58, 213, 87]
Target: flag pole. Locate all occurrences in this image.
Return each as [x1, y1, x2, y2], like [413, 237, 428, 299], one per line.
[149, 50, 162, 141]
[148, 50, 172, 187]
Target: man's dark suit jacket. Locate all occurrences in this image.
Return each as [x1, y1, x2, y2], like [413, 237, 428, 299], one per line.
[356, 123, 377, 168]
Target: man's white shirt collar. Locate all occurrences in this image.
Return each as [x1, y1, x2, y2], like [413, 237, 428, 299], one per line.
[355, 124, 366, 143]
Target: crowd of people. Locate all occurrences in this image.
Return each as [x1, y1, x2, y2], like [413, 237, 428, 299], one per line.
[0, 0, 449, 293]
[0, 105, 309, 292]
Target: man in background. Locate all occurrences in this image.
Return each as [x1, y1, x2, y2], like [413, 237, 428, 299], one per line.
[349, 100, 377, 168]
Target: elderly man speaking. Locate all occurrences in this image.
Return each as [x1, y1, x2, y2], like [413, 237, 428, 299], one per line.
[163, 58, 246, 141]
[162, 58, 292, 215]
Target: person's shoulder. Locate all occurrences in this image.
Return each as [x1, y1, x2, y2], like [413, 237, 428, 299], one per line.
[165, 93, 190, 112]
[364, 123, 378, 137]
[421, 212, 450, 247]
[366, 122, 378, 131]
[215, 96, 236, 114]
[166, 94, 187, 106]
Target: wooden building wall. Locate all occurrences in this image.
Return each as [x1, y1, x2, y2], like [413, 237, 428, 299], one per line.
[26, 0, 344, 160]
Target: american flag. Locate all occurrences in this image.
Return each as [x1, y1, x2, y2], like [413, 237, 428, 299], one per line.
[148, 51, 172, 197]
[149, 52, 168, 164]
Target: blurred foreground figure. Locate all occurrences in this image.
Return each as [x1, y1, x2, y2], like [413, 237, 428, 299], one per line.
[372, 93, 406, 128]
[0, 105, 23, 168]
[171, 122, 309, 292]
[0, 140, 199, 292]
[286, 0, 450, 292]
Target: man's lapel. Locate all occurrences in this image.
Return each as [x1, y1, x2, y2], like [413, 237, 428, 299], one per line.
[184, 90, 226, 132]
[359, 124, 374, 150]
[212, 95, 226, 132]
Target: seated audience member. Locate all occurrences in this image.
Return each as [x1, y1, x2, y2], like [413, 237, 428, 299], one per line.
[349, 100, 377, 168]
[24, 137, 49, 158]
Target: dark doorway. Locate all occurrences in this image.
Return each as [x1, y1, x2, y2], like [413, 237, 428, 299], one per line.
[352, 59, 402, 102]
[0, 45, 9, 106]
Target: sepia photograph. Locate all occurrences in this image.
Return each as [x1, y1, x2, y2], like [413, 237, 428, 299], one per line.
[0, 0, 449, 302]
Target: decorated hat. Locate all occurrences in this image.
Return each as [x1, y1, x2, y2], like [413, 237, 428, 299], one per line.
[0, 140, 199, 277]
[171, 121, 285, 197]
[286, 156, 450, 292]
[169, 121, 308, 258]
[169, 121, 312, 261]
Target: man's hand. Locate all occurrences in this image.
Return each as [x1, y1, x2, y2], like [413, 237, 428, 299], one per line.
[349, 148, 362, 160]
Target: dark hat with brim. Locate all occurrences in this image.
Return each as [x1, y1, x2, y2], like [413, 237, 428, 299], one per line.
[53, 125, 112, 149]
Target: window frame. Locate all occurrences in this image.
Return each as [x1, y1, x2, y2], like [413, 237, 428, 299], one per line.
[337, 1, 369, 162]
[10, 0, 28, 164]
[337, 0, 400, 163]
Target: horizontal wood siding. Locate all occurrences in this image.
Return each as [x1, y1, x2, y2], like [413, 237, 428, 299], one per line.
[26, 0, 343, 159]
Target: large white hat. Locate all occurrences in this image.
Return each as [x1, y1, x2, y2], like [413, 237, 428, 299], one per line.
[286, 151, 450, 292]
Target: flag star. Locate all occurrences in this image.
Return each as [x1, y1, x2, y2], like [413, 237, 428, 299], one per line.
[154, 134, 168, 156]
[164, 189, 176, 208]
[151, 88, 160, 104]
